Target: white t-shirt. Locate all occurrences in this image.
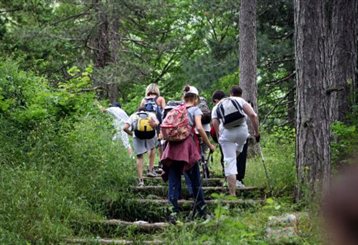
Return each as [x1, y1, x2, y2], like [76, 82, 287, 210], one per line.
[107, 107, 129, 130]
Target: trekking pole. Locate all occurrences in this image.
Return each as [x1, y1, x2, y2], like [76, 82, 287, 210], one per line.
[258, 144, 273, 195]
[190, 149, 213, 221]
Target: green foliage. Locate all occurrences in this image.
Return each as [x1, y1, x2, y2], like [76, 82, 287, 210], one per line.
[161, 198, 320, 244]
[246, 132, 296, 196]
[0, 61, 136, 243]
[0, 166, 95, 242]
[331, 121, 358, 164]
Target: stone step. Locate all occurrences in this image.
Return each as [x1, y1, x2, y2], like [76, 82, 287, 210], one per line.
[71, 219, 169, 238]
[66, 237, 163, 244]
[132, 198, 264, 209]
[132, 185, 264, 199]
[142, 176, 225, 186]
[95, 219, 169, 231]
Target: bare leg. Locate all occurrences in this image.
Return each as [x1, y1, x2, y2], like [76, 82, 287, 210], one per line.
[227, 175, 237, 196]
[148, 148, 156, 172]
[127, 146, 133, 156]
[137, 155, 144, 180]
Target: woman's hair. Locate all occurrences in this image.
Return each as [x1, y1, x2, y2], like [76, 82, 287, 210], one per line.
[183, 85, 199, 103]
[111, 102, 121, 108]
[145, 83, 160, 96]
[137, 106, 146, 112]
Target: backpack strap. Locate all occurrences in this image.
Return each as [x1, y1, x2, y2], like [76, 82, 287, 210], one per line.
[229, 98, 243, 111]
[216, 99, 225, 119]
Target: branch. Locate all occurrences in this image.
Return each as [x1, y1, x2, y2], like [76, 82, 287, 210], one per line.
[152, 50, 178, 83]
[261, 57, 295, 69]
[0, 7, 22, 14]
[326, 86, 345, 95]
[266, 71, 296, 86]
[261, 86, 296, 125]
[51, 11, 91, 26]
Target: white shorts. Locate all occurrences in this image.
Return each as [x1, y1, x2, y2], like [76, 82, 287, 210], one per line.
[219, 125, 249, 176]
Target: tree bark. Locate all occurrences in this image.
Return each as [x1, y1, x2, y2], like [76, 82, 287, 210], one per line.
[239, 0, 258, 112]
[327, 0, 357, 122]
[239, 0, 259, 155]
[294, 0, 331, 201]
[90, 1, 120, 103]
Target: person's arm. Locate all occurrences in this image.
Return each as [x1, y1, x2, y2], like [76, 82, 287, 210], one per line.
[158, 96, 166, 110]
[243, 103, 260, 140]
[212, 118, 220, 141]
[195, 115, 215, 151]
[123, 123, 133, 136]
[140, 98, 145, 107]
[149, 113, 159, 128]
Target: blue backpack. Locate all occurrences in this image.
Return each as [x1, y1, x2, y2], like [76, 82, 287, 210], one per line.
[144, 97, 162, 123]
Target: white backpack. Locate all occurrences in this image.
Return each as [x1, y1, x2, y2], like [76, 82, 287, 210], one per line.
[216, 98, 246, 128]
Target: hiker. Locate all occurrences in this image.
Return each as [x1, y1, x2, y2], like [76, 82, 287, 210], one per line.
[210, 90, 227, 177]
[198, 96, 212, 177]
[140, 83, 166, 171]
[211, 86, 260, 196]
[230, 85, 253, 188]
[163, 101, 195, 198]
[160, 85, 215, 222]
[99, 102, 133, 156]
[123, 107, 159, 186]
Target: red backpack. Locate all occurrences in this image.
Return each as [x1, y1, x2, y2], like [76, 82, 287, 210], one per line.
[160, 104, 191, 141]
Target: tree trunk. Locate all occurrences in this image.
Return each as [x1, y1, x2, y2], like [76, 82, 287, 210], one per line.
[90, 1, 120, 103]
[327, 0, 357, 122]
[239, 0, 258, 155]
[294, 0, 331, 201]
[239, 0, 257, 112]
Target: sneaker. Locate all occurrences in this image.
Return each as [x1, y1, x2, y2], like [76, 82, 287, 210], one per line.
[147, 171, 157, 178]
[153, 166, 163, 175]
[138, 179, 144, 187]
[236, 180, 245, 188]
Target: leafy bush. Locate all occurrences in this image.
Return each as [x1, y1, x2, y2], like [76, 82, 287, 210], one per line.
[0, 61, 136, 243]
[246, 130, 296, 196]
[331, 121, 358, 164]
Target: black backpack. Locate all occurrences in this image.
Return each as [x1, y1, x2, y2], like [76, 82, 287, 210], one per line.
[144, 97, 163, 124]
[198, 97, 211, 124]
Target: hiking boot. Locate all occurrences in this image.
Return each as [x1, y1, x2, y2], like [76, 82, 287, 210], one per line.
[200, 213, 213, 224]
[147, 171, 157, 177]
[153, 166, 163, 175]
[236, 180, 245, 188]
[168, 212, 177, 225]
[138, 179, 144, 187]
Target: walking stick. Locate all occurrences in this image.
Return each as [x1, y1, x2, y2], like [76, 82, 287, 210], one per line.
[258, 144, 273, 194]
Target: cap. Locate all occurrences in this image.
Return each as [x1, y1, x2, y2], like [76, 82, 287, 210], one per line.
[184, 86, 199, 96]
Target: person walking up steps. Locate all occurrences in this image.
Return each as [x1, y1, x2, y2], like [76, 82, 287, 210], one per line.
[99, 102, 133, 156]
[210, 91, 226, 177]
[211, 86, 260, 196]
[140, 83, 166, 173]
[123, 107, 159, 186]
[160, 85, 215, 223]
[230, 86, 255, 188]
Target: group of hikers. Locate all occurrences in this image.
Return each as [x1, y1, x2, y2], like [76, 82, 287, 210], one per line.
[101, 83, 260, 221]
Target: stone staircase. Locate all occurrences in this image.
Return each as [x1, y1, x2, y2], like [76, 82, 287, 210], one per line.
[66, 174, 266, 244]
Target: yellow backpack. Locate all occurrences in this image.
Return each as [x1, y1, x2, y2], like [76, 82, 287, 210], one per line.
[134, 112, 155, 139]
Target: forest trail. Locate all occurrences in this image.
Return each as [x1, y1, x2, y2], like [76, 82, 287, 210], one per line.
[66, 175, 266, 244]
